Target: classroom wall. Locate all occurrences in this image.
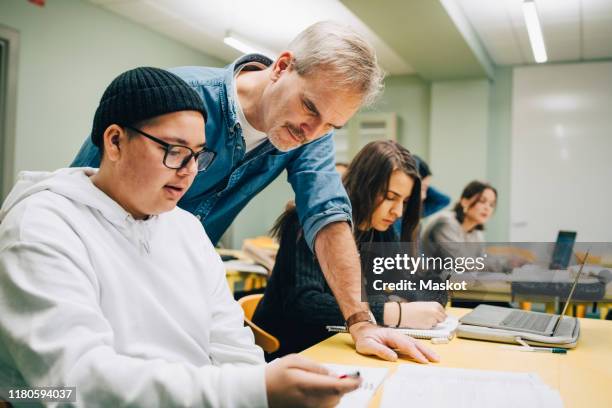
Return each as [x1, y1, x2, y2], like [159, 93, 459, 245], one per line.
[510, 61, 612, 242]
[228, 175, 294, 248]
[486, 67, 513, 241]
[0, 0, 225, 183]
[427, 74, 514, 242]
[369, 74, 431, 158]
[428, 78, 490, 218]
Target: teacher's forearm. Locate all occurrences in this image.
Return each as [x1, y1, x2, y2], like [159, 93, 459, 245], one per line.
[314, 221, 366, 319]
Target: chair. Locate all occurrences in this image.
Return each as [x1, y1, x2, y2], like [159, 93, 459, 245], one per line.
[238, 294, 280, 353]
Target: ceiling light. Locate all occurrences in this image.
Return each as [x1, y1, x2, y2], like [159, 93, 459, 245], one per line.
[522, 0, 548, 63]
[223, 31, 275, 59]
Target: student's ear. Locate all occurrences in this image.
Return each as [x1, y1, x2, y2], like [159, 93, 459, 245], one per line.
[270, 51, 294, 82]
[460, 198, 470, 213]
[102, 124, 125, 162]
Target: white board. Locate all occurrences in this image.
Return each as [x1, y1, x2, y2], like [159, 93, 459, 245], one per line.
[510, 62, 612, 242]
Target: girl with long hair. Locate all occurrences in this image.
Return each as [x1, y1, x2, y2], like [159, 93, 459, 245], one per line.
[253, 140, 446, 359]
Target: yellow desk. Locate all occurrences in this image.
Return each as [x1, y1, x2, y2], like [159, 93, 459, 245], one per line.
[225, 271, 267, 293]
[301, 308, 612, 408]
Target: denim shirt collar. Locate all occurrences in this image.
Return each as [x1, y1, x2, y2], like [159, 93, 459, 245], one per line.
[223, 54, 273, 135]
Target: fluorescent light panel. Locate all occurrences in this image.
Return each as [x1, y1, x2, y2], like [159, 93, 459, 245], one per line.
[223, 36, 260, 55]
[522, 0, 548, 63]
[223, 32, 275, 58]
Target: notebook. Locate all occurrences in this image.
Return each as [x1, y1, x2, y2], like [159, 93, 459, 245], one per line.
[323, 364, 389, 408]
[394, 315, 459, 339]
[326, 315, 459, 340]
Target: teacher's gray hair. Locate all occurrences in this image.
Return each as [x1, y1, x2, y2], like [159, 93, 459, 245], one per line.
[287, 21, 385, 107]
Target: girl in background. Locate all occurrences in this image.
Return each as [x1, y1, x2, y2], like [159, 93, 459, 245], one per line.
[422, 180, 498, 255]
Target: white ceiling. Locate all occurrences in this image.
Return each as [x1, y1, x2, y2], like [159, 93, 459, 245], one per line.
[456, 0, 612, 65]
[87, 0, 612, 76]
[87, 0, 414, 74]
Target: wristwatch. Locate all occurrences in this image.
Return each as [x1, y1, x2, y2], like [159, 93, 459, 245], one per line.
[345, 310, 377, 330]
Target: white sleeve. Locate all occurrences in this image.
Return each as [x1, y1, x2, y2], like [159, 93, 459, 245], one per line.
[200, 233, 266, 367]
[0, 224, 267, 407]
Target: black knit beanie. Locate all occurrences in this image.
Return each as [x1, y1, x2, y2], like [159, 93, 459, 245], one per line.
[91, 67, 207, 147]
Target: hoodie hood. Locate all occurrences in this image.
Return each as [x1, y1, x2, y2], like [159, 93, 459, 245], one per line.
[0, 167, 158, 253]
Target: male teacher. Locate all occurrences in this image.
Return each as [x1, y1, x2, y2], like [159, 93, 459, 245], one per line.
[72, 21, 438, 363]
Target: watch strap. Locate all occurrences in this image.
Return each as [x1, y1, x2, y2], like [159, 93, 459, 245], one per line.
[346, 310, 375, 329]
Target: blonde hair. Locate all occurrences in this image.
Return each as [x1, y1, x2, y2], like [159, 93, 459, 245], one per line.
[287, 21, 385, 106]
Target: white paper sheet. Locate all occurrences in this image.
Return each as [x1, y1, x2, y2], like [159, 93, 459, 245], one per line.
[223, 260, 268, 275]
[323, 364, 389, 408]
[380, 365, 563, 408]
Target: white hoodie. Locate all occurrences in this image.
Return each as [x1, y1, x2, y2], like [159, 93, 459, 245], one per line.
[0, 168, 267, 407]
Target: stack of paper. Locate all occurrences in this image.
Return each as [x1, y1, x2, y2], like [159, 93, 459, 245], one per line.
[323, 364, 388, 408]
[380, 365, 563, 408]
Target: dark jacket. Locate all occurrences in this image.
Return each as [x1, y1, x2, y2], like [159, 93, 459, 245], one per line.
[252, 210, 393, 360]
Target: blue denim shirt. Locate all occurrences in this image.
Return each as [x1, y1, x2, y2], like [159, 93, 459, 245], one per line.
[71, 54, 352, 249]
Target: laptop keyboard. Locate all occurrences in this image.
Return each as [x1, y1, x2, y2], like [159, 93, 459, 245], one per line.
[501, 311, 554, 333]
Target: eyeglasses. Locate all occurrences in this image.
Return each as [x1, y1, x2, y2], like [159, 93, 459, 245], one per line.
[125, 126, 216, 172]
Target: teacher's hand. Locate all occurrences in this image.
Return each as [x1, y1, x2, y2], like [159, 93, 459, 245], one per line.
[349, 322, 440, 363]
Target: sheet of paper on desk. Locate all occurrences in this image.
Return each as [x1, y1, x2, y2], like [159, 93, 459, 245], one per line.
[223, 260, 268, 275]
[380, 365, 562, 408]
[323, 364, 388, 408]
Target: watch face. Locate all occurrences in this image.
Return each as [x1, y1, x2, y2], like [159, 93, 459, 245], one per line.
[368, 311, 377, 325]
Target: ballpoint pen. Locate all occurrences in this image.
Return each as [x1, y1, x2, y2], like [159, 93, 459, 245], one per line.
[501, 345, 567, 354]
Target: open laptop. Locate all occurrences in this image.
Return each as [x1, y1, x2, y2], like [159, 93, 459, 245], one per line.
[459, 250, 589, 336]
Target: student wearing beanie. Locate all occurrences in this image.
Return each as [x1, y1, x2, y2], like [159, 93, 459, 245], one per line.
[0, 67, 359, 407]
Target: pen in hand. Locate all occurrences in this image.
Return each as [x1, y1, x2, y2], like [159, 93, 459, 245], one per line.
[338, 370, 361, 379]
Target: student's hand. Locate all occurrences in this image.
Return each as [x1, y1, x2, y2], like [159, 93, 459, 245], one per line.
[265, 354, 360, 408]
[349, 322, 440, 363]
[401, 301, 447, 329]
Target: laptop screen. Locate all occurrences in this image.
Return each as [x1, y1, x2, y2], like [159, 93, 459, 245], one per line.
[549, 230, 577, 270]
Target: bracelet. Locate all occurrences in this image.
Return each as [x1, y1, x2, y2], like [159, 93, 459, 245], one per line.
[396, 301, 402, 328]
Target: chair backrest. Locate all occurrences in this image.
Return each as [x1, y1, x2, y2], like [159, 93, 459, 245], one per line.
[240, 294, 262, 320]
[237, 294, 280, 354]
